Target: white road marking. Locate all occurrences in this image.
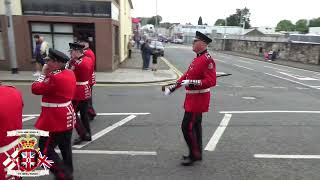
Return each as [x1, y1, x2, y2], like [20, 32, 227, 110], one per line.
[234, 85, 243, 88]
[220, 111, 320, 114]
[218, 53, 320, 74]
[22, 112, 150, 117]
[264, 73, 320, 89]
[234, 64, 254, 71]
[57, 150, 157, 156]
[205, 114, 232, 151]
[215, 59, 226, 63]
[296, 87, 310, 90]
[254, 154, 320, 159]
[97, 113, 150, 116]
[263, 66, 290, 72]
[22, 116, 36, 122]
[272, 87, 287, 89]
[278, 71, 319, 81]
[249, 86, 264, 88]
[238, 59, 253, 64]
[73, 115, 137, 149]
[242, 97, 256, 100]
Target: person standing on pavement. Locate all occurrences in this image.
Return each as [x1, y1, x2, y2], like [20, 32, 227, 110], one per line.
[79, 36, 97, 121]
[141, 39, 152, 70]
[127, 39, 133, 59]
[0, 82, 23, 180]
[31, 48, 76, 180]
[67, 42, 93, 145]
[164, 31, 216, 166]
[33, 35, 45, 76]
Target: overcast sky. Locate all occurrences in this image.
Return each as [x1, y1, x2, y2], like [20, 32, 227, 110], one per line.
[131, 0, 320, 27]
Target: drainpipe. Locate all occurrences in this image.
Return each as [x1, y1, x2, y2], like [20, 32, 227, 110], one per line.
[5, 0, 18, 73]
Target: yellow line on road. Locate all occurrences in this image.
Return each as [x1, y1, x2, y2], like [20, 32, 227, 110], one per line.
[160, 57, 183, 77]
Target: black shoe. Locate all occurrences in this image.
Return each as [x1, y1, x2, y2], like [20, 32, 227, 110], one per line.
[180, 158, 196, 166]
[73, 136, 91, 145]
[181, 155, 191, 160]
[88, 114, 96, 121]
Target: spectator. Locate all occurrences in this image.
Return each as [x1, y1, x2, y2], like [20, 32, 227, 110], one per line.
[141, 39, 152, 70]
[127, 39, 133, 58]
[33, 35, 44, 76]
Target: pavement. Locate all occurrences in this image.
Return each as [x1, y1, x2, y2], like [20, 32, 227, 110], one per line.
[0, 49, 177, 84]
[215, 50, 320, 72]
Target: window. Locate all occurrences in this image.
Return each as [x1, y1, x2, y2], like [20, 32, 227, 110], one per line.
[30, 23, 74, 57]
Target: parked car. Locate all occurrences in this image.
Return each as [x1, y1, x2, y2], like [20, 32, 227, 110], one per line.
[150, 40, 164, 56]
[173, 38, 183, 44]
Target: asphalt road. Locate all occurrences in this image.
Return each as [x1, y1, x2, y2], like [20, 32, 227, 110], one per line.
[15, 43, 320, 180]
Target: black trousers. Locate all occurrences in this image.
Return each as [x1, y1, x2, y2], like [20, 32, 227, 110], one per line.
[181, 112, 203, 160]
[73, 100, 91, 138]
[38, 130, 73, 179]
[87, 86, 96, 117]
[128, 49, 132, 58]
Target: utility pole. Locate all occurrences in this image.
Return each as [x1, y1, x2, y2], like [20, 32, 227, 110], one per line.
[5, 0, 18, 74]
[223, 18, 227, 51]
[155, 0, 158, 39]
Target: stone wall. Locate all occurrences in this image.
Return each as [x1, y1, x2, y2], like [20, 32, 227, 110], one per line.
[211, 39, 320, 65]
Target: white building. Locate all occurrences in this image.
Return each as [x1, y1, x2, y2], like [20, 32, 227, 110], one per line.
[309, 27, 320, 35]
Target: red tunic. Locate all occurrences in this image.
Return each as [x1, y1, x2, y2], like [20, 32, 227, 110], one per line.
[177, 51, 216, 112]
[84, 48, 96, 86]
[32, 69, 76, 132]
[0, 85, 23, 147]
[69, 56, 93, 100]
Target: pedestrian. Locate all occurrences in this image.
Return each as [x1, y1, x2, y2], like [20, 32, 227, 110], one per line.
[164, 31, 216, 166]
[67, 42, 93, 145]
[40, 36, 49, 58]
[33, 35, 45, 76]
[127, 39, 133, 58]
[151, 49, 158, 71]
[141, 39, 152, 70]
[0, 82, 23, 180]
[31, 48, 76, 180]
[79, 36, 97, 121]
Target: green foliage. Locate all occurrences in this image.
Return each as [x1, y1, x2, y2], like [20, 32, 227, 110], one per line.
[225, 8, 251, 28]
[214, 19, 226, 26]
[309, 17, 320, 27]
[295, 19, 308, 33]
[276, 20, 295, 32]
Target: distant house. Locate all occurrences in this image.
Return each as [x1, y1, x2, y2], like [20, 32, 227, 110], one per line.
[243, 29, 266, 36]
[309, 27, 320, 35]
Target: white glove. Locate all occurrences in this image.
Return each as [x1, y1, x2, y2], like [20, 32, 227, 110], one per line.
[181, 80, 190, 86]
[181, 80, 201, 87]
[164, 88, 172, 96]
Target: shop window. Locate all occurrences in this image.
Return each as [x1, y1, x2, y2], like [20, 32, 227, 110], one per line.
[53, 34, 73, 57]
[30, 23, 74, 57]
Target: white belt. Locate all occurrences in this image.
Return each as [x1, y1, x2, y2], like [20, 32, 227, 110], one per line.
[76, 81, 89, 85]
[0, 139, 19, 153]
[186, 88, 210, 94]
[41, 101, 71, 108]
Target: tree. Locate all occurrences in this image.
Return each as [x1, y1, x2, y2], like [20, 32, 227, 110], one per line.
[147, 15, 162, 26]
[214, 19, 226, 26]
[226, 8, 251, 29]
[309, 17, 320, 27]
[276, 20, 295, 32]
[295, 19, 308, 33]
[198, 16, 203, 25]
